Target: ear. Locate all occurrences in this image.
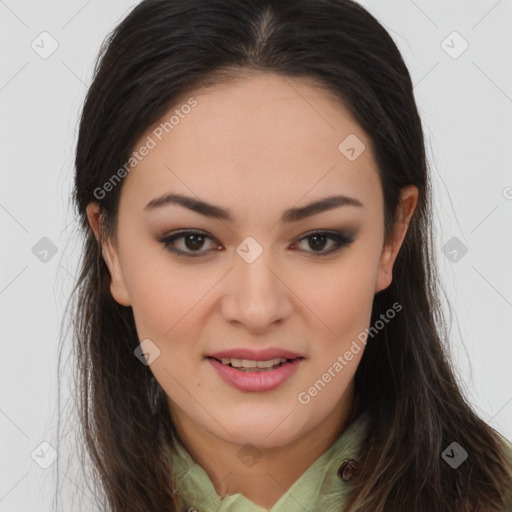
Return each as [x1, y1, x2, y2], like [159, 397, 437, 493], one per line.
[375, 185, 419, 294]
[86, 202, 131, 306]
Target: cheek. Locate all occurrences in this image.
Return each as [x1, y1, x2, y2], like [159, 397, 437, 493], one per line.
[295, 254, 379, 348]
[120, 245, 202, 340]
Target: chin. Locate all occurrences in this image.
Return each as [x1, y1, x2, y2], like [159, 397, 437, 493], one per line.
[210, 417, 305, 450]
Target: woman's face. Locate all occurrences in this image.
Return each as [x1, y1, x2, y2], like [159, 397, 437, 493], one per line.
[88, 72, 417, 449]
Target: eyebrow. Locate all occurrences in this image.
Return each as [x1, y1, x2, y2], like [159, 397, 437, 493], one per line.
[144, 193, 363, 223]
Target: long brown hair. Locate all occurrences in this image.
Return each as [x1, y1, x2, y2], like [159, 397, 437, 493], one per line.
[59, 0, 512, 510]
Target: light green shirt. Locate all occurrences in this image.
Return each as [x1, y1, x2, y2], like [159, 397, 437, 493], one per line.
[165, 411, 369, 512]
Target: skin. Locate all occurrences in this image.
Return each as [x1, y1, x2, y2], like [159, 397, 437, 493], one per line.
[87, 71, 418, 508]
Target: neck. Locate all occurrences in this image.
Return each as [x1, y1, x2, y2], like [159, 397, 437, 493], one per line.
[169, 384, 356, 509]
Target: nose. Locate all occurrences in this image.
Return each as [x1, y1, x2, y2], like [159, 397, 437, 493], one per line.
[220, 248, 293, 333]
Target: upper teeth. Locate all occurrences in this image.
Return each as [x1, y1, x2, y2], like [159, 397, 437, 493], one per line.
[220, 357, 289, 368]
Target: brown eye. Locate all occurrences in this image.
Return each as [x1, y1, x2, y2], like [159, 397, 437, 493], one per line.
[159, 230, 220, 257]
[292, 231, 355, 257]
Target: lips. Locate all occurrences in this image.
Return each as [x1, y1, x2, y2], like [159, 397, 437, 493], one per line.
[206, 347, 304, 361]
[207, 356, 304, 392]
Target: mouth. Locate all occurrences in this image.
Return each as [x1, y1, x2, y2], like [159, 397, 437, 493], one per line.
[206, 356, 304, 373]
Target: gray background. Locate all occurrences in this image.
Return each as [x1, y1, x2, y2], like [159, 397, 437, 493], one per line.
[1, 0, 511, 510]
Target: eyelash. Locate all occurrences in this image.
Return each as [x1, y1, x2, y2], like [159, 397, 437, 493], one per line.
[158, 229, 355, 259]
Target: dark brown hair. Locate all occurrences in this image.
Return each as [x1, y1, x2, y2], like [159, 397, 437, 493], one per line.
[60, 0, 512, 510]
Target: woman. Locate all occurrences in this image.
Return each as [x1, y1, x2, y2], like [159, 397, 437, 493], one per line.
[64, 0, 512, 510]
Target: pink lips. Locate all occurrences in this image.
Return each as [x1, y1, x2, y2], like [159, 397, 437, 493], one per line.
[205, 347, 305, 392]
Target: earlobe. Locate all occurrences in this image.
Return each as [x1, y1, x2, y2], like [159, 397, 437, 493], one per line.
[85, 203, 131, 307]
[375, 185, 419, 294]
[101, 241, 132, 307]
[375, 247, 393, 294]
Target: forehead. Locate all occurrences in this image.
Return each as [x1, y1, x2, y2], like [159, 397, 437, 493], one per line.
[119, 72, 382, 222]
